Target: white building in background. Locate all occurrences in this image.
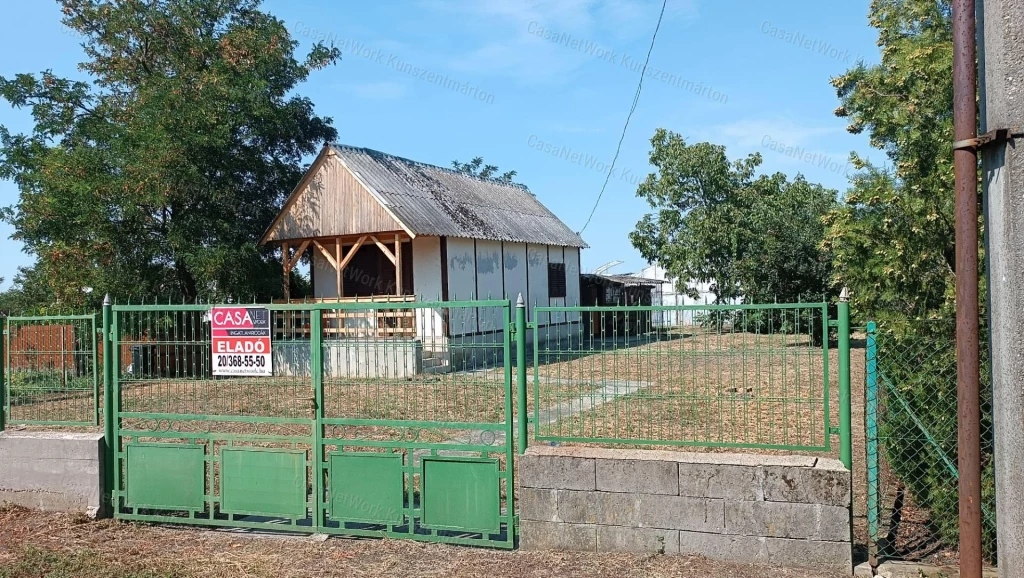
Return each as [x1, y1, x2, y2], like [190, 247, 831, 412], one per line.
[639, 264, 730, 326]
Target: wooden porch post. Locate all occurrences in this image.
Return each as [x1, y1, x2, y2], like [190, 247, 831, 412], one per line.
[282, 241, 290, 301]
[335, 238, 343, 298]
[395, 234, 403, 296]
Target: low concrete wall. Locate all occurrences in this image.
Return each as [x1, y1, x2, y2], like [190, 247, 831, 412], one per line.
[519, 446, 852, 573]
[0, 431, 105, 516]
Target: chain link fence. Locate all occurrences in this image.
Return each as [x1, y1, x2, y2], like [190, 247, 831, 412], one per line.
[866, 319, 995, 565]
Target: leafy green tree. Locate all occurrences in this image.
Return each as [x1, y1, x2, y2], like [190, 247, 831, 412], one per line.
[824, 0, 960, 322]
[451, 157, 517, 183]
[629, 128, 837, 306]
[825, 0, 995, 558]
[0, 0, 340, 308]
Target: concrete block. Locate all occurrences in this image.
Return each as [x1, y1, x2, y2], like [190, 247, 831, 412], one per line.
[521, 445, 816, 468]
[678, 462, 762, 501]
[724, 501, 849, 541]
[519, 520, 596, 552]
[638, 494, 724, 533]
[518, 487, 557, 522]
[678, 530, 768, 564]
[0, 432, 105, 516]
[596, 525, 680, 554]
[762, 463, 850, 506]
[595, 459, 678, 494]
[519, 454, 595, 491]
[763, 536, 852, 573]
[556, 490, 640, 526]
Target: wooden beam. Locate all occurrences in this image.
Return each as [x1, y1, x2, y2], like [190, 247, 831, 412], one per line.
[286, 240, 311, 271]
[335, 238, 343, 297]
[370, 235, 396, 265]
[339, 235, 367, 271]
[395, 233, 403, 295]
[312, 240, 338, 270]
[282, 241, 291, 301]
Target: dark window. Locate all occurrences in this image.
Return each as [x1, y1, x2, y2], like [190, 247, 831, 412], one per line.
[548, 262, 567, 298]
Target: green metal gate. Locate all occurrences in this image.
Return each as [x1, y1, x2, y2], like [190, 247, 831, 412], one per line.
[2, 314, 100, 427]
[108, 299, 516, 548]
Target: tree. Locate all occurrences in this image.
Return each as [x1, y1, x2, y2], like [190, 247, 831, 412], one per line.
[823, 0, 959, 322]
[451, 157, 517, 183]
[825, 0, 995, 558]
[629, 128, 838, 306]
[0, 0, 340, 308]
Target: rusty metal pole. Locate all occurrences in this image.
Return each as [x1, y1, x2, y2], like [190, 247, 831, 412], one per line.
[953, 0, 983, 575]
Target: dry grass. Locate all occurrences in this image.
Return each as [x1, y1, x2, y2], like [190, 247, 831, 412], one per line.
[0, 506, 847, 578]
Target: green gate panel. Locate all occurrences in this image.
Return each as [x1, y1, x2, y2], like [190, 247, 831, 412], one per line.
[328, 452, 404, 524]
[220, 448, 306, 518]
[420, 457, 500, 533]
[126, 443, 205, 511]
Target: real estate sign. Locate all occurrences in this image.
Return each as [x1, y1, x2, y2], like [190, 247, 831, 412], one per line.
[211, 307, 272, 376]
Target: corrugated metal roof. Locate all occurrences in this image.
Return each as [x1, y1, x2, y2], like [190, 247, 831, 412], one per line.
[582, 273, 667, 286]
[330, 144, 588, 248]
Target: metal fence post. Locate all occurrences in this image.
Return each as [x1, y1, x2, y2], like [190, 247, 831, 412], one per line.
[838, 288, 852, 470]
[515, 294, 528, 455]
[311, 307, 324, 531]
[865, 320, 879, 567]
[0, 316, 6, 433]
[102, 295, 115, 514]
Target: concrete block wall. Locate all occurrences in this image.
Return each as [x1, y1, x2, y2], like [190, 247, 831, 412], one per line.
[519, 446, 852, 573]
[0, 431, 105, 516]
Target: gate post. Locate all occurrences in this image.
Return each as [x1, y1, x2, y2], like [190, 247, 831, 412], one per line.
[515, 294, 528, 455]
[311, 307, 325, 531]
[838, 288, 852, 470]
[1, 316, 6, 433]
[102, 295, 115, 515]
[865, 321, 879, 567]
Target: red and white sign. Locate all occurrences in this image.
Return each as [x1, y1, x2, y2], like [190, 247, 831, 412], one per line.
[211, 307, 272, 376]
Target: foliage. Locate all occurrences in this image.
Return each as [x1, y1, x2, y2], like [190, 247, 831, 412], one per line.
[629, 128, 838, 306]
[451, 156, 517, 183]
[0, 0, 340, 309]
[829, 0, 994, 559]
[876, 320, 996, 559]
[823, 0, 961, 323]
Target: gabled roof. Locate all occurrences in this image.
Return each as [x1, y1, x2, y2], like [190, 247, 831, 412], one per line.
[262, 144, 587, 248]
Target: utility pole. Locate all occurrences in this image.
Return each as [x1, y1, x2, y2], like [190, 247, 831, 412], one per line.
[952, 0, 982, 576]
[978, 0, 1024, 575]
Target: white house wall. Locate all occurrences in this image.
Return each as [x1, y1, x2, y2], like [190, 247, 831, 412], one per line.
[502, 242, 528, 309]
[412, 236, 445, 341]
[526, 244, 549, 326]
[475, 240, 504, 334]
[564, 247, 582, 323]
[312, 250, 338, 298]
[445, 237, 478, 336]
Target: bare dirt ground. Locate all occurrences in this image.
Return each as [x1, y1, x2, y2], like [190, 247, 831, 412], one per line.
[0, 506, 847, 578]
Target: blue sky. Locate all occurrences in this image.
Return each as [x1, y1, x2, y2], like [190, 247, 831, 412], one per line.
[0, 0, 882, 290]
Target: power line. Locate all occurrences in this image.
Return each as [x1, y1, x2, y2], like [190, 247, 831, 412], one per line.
[578, 0, 667, 236]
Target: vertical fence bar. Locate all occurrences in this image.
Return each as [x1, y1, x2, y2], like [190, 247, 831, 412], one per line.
[0, 317, 6, 433]
[92, 314, 100, 426]
[311, 307, 324, 531]
[102, 295, 114, 514]
[838, 291, 852, 469]
[515, 294, 528, 455]
[865, 320, 879, 567]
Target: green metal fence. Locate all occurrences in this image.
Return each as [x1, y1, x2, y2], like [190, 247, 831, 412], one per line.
[865, 319, 996, 564]
[107, 299, 516, 548]
[529, 302, 849, 456]
[2, 314, 100, 426]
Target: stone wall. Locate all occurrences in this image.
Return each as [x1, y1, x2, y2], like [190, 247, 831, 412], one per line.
[0, 431, 105, 516]
[519, 446, 851, 573]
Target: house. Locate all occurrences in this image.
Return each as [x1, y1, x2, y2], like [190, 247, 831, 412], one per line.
[260, 143, 587, 357]
[579, 273, 665, 337]
[639, 264, 731, 325]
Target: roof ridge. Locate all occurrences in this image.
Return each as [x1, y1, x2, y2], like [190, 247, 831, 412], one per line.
[329, 143, 532, 193]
